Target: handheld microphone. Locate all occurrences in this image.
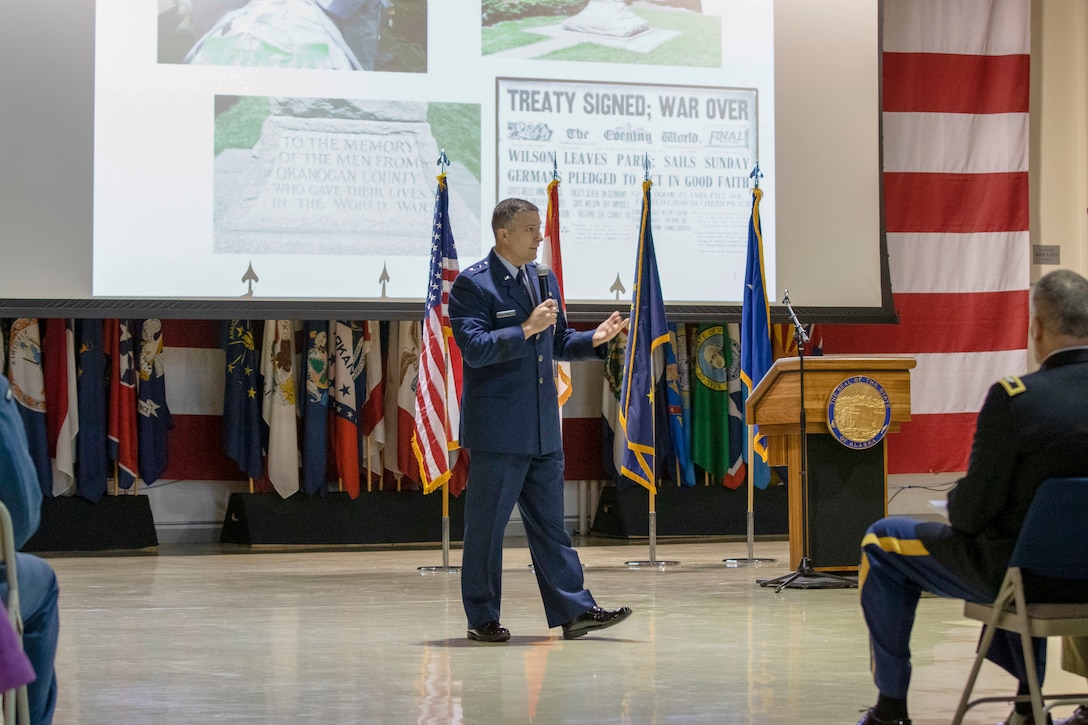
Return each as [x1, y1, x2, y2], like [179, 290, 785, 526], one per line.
[536, 263, 550, 303]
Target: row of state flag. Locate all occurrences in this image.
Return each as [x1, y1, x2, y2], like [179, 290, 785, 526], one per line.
[0, 313, 468, 502]
[2, 317, 171, 501]
[222, 317, 456, 499]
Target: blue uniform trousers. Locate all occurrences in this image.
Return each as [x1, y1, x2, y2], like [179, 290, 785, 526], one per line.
[461, 449, 596, 630]
[860, 517, 1044, 699]
[0, 553, 59, 725]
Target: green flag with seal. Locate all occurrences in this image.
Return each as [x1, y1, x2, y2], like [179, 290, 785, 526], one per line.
[691, 323, 733, 484]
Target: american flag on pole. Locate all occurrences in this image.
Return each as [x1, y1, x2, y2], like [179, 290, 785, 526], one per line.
[822, 0, 1030, 475]
[412, 174, 464, 495]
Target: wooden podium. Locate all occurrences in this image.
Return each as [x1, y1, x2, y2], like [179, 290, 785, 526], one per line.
[746, 355, 916, 571]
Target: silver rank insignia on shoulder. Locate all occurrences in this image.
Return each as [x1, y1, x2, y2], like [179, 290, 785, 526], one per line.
[998, 375, 1026, 396]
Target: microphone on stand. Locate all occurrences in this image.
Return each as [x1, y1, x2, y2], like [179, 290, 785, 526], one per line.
[536, 262, 551, 303]
[783, 288, 809, 344]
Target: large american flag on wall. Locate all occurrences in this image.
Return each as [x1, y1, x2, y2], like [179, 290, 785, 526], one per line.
[822, 0, 1030, 475]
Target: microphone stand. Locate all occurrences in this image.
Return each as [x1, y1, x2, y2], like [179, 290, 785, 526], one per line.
[758, 291, 856, 591]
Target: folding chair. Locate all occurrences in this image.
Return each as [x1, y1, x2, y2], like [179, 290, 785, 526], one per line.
[0, 502, 29, 725]
[953, 477, 1088, 725]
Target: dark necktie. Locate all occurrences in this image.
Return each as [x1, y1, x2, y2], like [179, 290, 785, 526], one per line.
[517, 267, 536, 305]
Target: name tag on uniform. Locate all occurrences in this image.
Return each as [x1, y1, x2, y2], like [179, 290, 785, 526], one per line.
[497, 309, 516, 319]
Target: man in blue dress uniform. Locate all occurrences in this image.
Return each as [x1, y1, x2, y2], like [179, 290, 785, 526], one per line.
[449, 197, 631, 643]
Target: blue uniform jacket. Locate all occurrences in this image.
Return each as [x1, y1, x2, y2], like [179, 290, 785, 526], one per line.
[449, 249, 602, 456]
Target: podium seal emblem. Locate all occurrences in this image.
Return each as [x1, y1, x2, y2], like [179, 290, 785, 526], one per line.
[826, 376, 891, 449]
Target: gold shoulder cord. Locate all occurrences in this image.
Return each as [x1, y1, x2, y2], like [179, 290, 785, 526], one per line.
[998, 375, 1026, 396]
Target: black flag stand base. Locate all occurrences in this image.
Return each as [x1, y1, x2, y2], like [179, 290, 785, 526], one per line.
[757, 556, 857, 592]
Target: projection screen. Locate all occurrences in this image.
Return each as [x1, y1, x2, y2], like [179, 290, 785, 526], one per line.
[0, 0, 890, 322]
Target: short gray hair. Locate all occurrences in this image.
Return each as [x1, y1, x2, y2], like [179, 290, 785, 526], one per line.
[491, 198, 539, 235]
[1033, 269, 1088, 338]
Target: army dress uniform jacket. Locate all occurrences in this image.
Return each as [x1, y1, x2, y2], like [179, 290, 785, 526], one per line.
[448, 249, 603, 456]
[924, 346, 1088, 595]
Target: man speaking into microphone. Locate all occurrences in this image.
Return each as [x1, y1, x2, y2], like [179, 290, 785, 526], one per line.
[449, 197, 631, 643]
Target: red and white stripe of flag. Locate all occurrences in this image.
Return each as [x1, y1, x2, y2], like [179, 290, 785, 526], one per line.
[414, 254, 460, 494]
[823, 0, 1030, 474]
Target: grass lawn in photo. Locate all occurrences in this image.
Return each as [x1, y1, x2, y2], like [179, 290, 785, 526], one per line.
[482, 8, 721, 67]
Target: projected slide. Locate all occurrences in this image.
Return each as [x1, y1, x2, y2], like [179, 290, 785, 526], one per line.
[497, 78, 757, 303]
[481, 0, 720, 69]
[157, 0, 426, 73]
[92, 0, 778, 303]
[213, 96, 481, 258]
[3, 1, 886, 313]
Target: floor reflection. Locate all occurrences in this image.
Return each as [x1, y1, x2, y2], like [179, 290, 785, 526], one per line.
[46, 540, 1086, 724]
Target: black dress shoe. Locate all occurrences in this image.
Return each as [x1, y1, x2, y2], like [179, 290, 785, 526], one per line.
[561, 606, 633, 640]
[467, 621, 510, 642]
[856, 708, 911, 725]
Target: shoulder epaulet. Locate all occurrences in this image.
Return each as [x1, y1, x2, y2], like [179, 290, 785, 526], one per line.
[998, 375, 1026, 396]
[465, 260, 489, 275]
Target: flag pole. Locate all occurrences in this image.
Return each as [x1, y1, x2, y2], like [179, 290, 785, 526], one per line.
[419, 152, 461, 575]
[441, 482, 451, 568]
[747, 429, 755, 560]
[625, 164, 679, 569]
[625, 483, 679, 568]
[418, 459, 459, 572]
[722, 419, 774, 567]
[723, 165, 776, 569]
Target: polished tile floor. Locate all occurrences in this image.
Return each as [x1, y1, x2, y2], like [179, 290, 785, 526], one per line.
[46, 539, 1085, 724]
